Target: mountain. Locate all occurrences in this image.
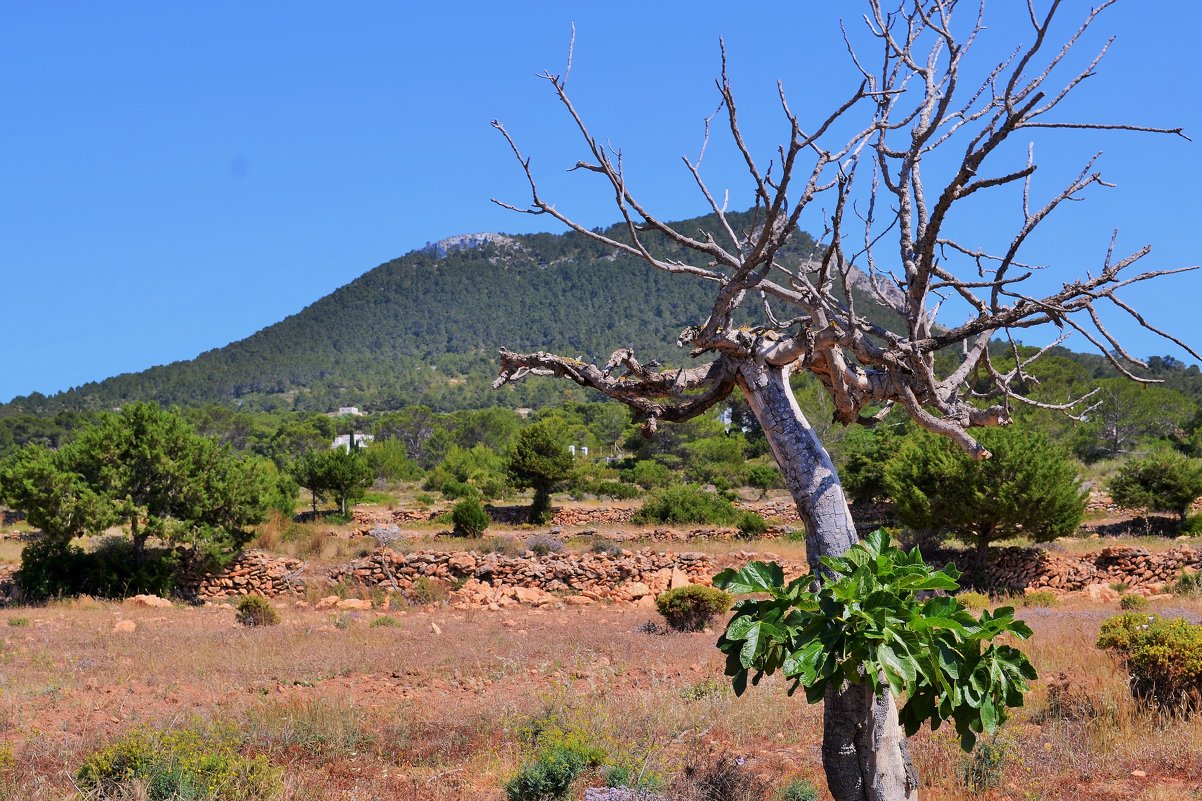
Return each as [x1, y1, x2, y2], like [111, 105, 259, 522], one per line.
[0, 211, 935, 416]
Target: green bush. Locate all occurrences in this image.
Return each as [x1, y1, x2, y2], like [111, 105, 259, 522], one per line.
[15, 536, 183, 602]
[450, 498, 490, 538]
[587, 480, 642, 500]
[370, 615, 402, 628]
[1172, 570, 1202, 598]
[1120, 594, 1149, 611]
[1021, 591, 1057, 608]
[409, 576, 449, 606]
[633, 484, 740, 526]
[235, 595, 280, 627]
[590, 538, 623, 557]
[656, 585, 732, 632]
[1109, 449, 1202, 524]
[884, 426, 1085, 566]
[75, 725, 281, 801]
[442, 479, 482, 501]
[621, 459, 673, 490]
[504, 745, 588, 801]
[1097, 612, 1202, 711]
[956, 591, 991, 611]
[736, 512, 769, 539]
[7, 617, 29, 627]
[778, 777, 820, 801]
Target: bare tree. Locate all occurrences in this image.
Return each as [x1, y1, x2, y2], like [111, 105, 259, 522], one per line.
[490, 2, 1196, 800]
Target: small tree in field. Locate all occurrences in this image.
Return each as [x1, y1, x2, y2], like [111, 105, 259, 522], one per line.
[507, 420, 574, 523]
[884, 427, 1086, 568]
[489, 3, 1194, 798]
[1109, 450, 1202, 527]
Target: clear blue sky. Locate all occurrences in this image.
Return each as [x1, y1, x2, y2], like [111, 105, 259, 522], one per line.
[2, 2, 1199, 403]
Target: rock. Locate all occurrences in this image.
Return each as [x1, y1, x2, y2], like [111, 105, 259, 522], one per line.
[112, 620, 137, 634]
[1084, 583, 1120, 603]
[564, 595, 593, 606]
[624, 581, 652, 599]
[1130, 770, 1147, 779]
[336, 598, 372, 611]
[430, 622, 442, 635]
[314, 595, 341, 611]
[127, 594, 172, 608]
[669, 567, 692, 590]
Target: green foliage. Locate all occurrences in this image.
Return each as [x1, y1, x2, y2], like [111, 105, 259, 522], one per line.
[633, 484, 740, 526]
[1097, 612, 1202, 711]
[370, 615, 402, 628]
[1071, 379, 1196, 461]
[1021, 591, 1057, 608]
[450, 497, 490, 538]
[505, 745, 588, 801]
[778, 777, 820, 801]
[15, 535, 183, 601]
[715, 530, 1037, 751]
[884, 426, 1085, 561]
[841, 423, 907, 505]
[409, 576, 449, 606]
[745, 464, 781, 497]
[0, 403, 269, 575]
[235, 595, 280, 627]
[291, 447, 373, 516]
[1108, 449, 1202, 522]
[736, 512, 769, 539]
[1120, 594, 1150, 611]
[956, 591, 991, 611]
[361, 439, 424, 483]
[656, 585, 732, 632]
[684, 433, 748, 487]
[622, 459, 674, 490]
[508, 421, 574, 524]
[7, 617, 29, 627]
[1172, 570, 1202, 598]
[75, 725, 281, 801]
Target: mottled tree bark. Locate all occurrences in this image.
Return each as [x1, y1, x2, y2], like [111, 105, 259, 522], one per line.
[738, 358, 918, 801]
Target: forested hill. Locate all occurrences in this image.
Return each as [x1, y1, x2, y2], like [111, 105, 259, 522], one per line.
[5, 211, 874, 415]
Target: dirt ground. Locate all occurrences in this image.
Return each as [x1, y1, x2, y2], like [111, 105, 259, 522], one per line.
[1, 590, 1201, 801]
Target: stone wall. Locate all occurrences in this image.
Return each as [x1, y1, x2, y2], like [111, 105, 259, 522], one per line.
[929, 545, 1201, 594]
[181, 551, 308, 599]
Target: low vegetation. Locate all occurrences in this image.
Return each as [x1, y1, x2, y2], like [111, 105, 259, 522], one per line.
[656, 585, 732, 633]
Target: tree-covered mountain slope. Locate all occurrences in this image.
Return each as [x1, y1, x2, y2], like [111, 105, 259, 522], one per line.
[5, 212, 909, 415]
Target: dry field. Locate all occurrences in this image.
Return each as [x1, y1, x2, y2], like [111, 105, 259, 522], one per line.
[1, 581, 1201, 800]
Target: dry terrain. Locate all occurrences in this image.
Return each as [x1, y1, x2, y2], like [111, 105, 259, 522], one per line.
[1, 510, 1201, 800]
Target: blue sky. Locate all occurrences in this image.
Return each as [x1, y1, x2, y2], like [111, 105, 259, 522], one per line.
[2, 2, 1199, 403]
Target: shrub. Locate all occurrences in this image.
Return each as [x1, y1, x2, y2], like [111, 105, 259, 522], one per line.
[956, 591, 991, 611]
[745, 464, 781, 498]
[633, 484, 740, 526]
[505, 745, 588, 801]
[884, 426, 1085, 566]
[656, 585, 732, 632]
[235, 595, 280, 627]
[75, 725, 281, 801]
[409, 576, 449, 606]
[1172, 570, 1202, 598]
[479, 536, 523, 557]
[1021, 591, 1057, 608]
[957, 736, 1012, 792]
[370, 615, 402, 628]
[15, 536, 183, 601]
[7, 617, 29, 627]
[670, 751, 769, 801]
[588, 480, 642, 500]
[526, 535, 565, 557]
[590, 538, 623, 557]
[442, 479, 482, 501]
[1120, 594, 1149, 611]
[1097, 612, 1202, 711]
[1109, 449, 1202, 524]
[622, 459, 673, 490]
[736, 512, 769, 539]
[778, 777, 820, 801]
[451, 498, 490, 538]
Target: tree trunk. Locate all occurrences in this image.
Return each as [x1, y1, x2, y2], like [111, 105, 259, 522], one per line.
[736, 358, 919, 801]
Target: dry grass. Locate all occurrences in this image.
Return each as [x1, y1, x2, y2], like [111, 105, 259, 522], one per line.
[0, 593, 1200, 800]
